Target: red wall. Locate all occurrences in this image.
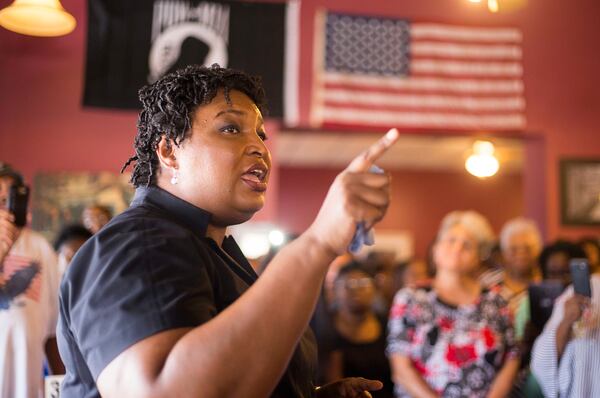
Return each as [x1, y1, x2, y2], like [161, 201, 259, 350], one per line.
[278, 167, 523, 258]
[1, 0, 599, 242]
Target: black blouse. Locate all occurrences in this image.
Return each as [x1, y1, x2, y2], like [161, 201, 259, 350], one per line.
[57, 186, 317, 398]
[332, 316, 394, 398]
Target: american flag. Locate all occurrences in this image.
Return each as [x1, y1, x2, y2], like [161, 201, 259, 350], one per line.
[310, 12, 526, 131]
[0, 254, 41, 303]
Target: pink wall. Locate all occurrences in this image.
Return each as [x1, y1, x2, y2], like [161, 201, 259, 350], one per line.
[1, 0, 599, 241]
[278, 167, 523, 258]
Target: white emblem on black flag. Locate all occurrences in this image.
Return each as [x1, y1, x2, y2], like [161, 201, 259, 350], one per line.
[148, 1, 230, 83]
[83, 0, 288, 116]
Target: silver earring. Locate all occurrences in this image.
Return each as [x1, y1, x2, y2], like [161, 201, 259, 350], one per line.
[170, 169, 179, 185]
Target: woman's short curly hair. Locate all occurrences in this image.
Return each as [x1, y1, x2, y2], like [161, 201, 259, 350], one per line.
[122, 64, 267, 187]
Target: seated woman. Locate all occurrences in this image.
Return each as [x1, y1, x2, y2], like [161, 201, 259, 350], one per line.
[322, 262, 394, 398]
[387, 210, 520, 398]
[56, 65, 399, 398]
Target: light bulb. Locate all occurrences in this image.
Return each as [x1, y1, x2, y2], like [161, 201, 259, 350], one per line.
[466, 154, 499, 178]
[268, 230, 286, 247]
[473, 140, 495, 156]
[488, 0, 499, 12]
[465, 140, 499, 178]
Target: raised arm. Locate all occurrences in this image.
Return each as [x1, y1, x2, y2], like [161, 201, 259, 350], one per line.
[97, 129, 399, 398]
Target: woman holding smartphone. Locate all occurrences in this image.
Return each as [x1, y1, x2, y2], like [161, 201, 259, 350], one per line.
[531, 261, 600, 398]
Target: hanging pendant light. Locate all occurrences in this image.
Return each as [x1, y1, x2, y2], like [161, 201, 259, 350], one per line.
[0, 0, 76, 37]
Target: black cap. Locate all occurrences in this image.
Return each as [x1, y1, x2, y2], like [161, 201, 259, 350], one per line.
[0, 162, 24, 185]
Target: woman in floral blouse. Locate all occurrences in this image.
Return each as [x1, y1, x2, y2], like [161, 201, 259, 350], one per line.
[387, 211, 520, 398]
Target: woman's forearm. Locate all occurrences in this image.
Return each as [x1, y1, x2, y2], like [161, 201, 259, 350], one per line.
[487, 357, 519, 398]
[323, 350, 344, 383]
[390, 355, 438, 398]
[555, 318, 574, 361]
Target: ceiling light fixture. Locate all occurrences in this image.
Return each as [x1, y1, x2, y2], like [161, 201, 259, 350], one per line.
[465, 140, 500, 178]
[467, 0, 503, 12]
[0, 0, 76, 37]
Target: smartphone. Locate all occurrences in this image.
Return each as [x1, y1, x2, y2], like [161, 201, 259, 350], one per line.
[570, 258, 592, 297]
[528, 281, 566, 330]
[7, 184, 29, 227]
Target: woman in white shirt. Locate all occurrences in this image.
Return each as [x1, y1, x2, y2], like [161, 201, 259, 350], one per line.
[531, 274, 600, 397]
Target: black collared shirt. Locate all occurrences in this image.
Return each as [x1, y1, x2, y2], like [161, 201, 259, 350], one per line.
[57, 186, 317, 398]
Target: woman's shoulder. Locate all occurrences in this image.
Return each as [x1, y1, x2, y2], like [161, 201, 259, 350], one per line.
[476, 288, 514, 322]
[100, 203, 200, 243]
[391, 285, 434, 306]
[479, 286, 509, 305]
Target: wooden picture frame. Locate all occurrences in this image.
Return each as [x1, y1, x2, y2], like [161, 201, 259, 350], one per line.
[560, 159, 600, 225]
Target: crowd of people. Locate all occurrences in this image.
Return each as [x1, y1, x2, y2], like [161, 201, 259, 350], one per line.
[311, 213, 600, 398]
[0, 65, 599, 398]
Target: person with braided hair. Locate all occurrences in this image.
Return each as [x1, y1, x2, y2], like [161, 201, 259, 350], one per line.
[57, 64, 399, 398]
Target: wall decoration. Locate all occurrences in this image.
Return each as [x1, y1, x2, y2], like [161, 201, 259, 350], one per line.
[31, 172, 134, 240]
[560, 159, 600, 225]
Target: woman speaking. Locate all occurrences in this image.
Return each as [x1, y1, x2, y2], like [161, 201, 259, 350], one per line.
[57, 65, 398, 398]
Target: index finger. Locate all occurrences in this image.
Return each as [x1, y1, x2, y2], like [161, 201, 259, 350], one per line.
[352, 378, 383, 392]
[347, 128, 399, 172]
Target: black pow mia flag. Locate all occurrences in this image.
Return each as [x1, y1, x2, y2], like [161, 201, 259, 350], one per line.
[83, 0, 286, 116]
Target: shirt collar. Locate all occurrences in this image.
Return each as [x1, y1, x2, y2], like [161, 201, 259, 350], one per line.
[132, 185, 211, 238]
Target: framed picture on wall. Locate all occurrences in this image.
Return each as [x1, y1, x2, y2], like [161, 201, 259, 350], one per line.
[560, 159, 600, 225]
[31, 172, 134, 241]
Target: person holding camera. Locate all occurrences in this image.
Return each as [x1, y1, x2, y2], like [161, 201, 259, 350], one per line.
[0, 162, 64, 398]
[530, 270, 600, 398]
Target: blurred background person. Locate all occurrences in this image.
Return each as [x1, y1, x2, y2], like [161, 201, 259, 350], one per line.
[513, 239, 586, 398]
[482, 217, 542, 315]
[515, 240, 587, 340]
[397, 259, 431, 289]
[577, 237, 600, 274]
[312, 253, 355, 385]
[0, 163, 63, 398]
[387, 210, 519, 398]
[321, 262, 393, 398]
[530, 273, 600, 397]
[371, 258, 432, 316]
[53, 224, 93, 274]
[81, 204, 112, 234]
[364, 251, 397, 315]
[477, 242, 503, 282]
